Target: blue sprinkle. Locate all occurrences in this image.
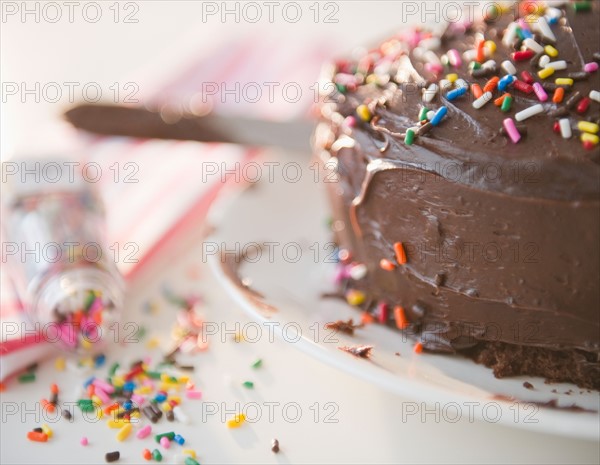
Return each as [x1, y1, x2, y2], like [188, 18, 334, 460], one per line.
[446, 87, 467, 101]
[155, 393, 167, 403]
[123, 381, 136, 392]
[498, 75, 515, 92]
[173, 434, 185, 445]
[430, 106, 448, 126]
[123, 401, 133, 411]
[83, 376, 96, 388]
[94, 354, 106, 368]
[521, 29, 533, 39]
[548, 17, 558, 25]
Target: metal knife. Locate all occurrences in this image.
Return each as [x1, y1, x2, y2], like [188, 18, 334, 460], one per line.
[64, 104, 314, 152]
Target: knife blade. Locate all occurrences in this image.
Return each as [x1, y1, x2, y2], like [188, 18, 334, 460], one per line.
[64, 104, 314, 152]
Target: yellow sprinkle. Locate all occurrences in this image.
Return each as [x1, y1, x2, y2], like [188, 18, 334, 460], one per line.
[137, 386, 152, 395]
[41, 424, 53, 438]
[183, 450, 196, 458]
[233, 332, 245, 342]
[159, 382, 181, 392]
[80, 339, 92, 350]
[345, 289, 366, 306]
[168, 395, 181, 404]
[107, 419, 127, 429]
[555, 78, 573, 86]
[80, 356, 94, 367]
[365, 74, 379, 85]
[95, 408, 104, 420]
[446, 73, 458, 83]
[356, 104, 371, 122]
[544, 45, 558, 57]
[484, 40, 496, 54]
[581, 133, 600, 144]
[578, 121, 600, 134]
[227, 413, 246, 429]
[130, 411, 140, 419]
[91, 395, 103, 406]
[111, 376, 125, 388]
[54, 357, 65, 371]
[145, 337, 160, 349]
[538, 67, 555, 79]
[161, 402, 172, 412]
[177, 376, 189, 384]
[116, 423, 133, 442]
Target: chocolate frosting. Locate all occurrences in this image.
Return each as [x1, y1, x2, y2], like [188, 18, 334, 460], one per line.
[317, 2, 600, 363]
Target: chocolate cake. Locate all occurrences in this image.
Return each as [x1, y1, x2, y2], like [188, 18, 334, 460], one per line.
[315, 0, 600, 389]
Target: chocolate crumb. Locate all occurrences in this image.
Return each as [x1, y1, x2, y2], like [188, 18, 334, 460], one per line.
[338, 345, 373, 358]
[271, 438, 280, 453]
[395, 352, 401, 356]
[523, 381, 534, 390]
[325, 319, 362, 336]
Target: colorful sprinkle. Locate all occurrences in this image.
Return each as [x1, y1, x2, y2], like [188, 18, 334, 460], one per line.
[553, 87, 565, 103]
[413, 342, 424, 354]
[578, 121, 600, 134]
[227, 413, 246, 428]
[559, 119, 572, 139]
[80, 437, 89, 446]
[393, 242, 407, 265]
[393, 306, 409, 330]
[404, 128, 416, 145]
[515, 104, 544, 122]
[473, 91, 493, 109]
[538, 67, 555, 79]
[379, 258, 396, 271]
[532, 82, 548, 102]
[430, 106, 448, 126]
[503, 118, 521, 144]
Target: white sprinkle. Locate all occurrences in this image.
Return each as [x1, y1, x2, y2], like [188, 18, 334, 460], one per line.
[424, 50, 441, 65]
[422, 83, 439, 103]
[524, 38, 544, 54]
[349, 264, 367, 280]
[502, 60, 517, 75]
[426, 110, 435, 121]
[419, 37, 441, 50]
[439, 79, 452, 92]
[545, 7, 562, 21]
[482, 59, 497, 70]
[547, 60, 567, 71]
[472, 91, 493, 109]
[455, 79, 469, 90]
[173, 406, 190, 424]
[559, 118, 572, 139]
[538, 55, 551, 69]
[534, 16, 556, 43]
[545, 1, 567, 7]
[462, 49, 477, 61]
[503, 22, 519, 47]
[515, 104, 545, 122]
[590, 90, 600, 103]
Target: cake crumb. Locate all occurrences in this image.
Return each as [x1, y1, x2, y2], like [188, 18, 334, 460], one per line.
[523, 381, 534, 390]
[338, 345, 373, 358]
[325, 319, 362, 336]
[271, 438, 280, 453]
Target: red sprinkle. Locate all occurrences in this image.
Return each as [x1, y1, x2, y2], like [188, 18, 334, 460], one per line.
[41, 399, 55, 413]
[471, 83, 483, 99]
[512, 50, 535, 61]
[361, 312, 375, 325]
[521, 71, 534, 84]
[583, 141, 596, 151]
[50, 383, 59, 395]
[553, 121, 560, 133]
[413, 342, 424, 354]
[577, 97, 591, 114]
[142, 449, 152, 461]
[513, 80, 534, 94]
[476, 40, 486, 63]
[377, 302, 389, 324]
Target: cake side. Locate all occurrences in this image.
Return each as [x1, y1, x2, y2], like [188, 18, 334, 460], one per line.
[314, 1, 600, 389]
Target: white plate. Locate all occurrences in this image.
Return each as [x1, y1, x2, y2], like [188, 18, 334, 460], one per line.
[207, 150, 600, 440]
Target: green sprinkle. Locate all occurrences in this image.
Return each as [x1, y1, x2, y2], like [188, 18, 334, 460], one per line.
[418, 107, 429, 121]
[242, 381, 254, 389]
[152, 449, 163, 462]
[185, 457, 200, 465]
[84, 290, 96, 311]
[155, 432, 175, 443]
[469, 61, 481, 71]
[251, 359, 263, 369]
[335, 83, 347, 94]
[516, 27, 525, 40]
[108, 362, 120, 377]
[146, 371, 162, 380]
[573, 1, 591, 12]
[404, 128, 415, 146]
[135, 326, 147, 341]
[77, 399, 96, 412]
[501, 95, 513, 112]
[18, 372, 36, 383]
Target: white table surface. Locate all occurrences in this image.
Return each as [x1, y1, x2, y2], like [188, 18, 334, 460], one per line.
[1, 2, 599, 463]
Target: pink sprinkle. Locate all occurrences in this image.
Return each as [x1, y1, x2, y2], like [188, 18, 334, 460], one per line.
[160, 437, 171, 449]
[80, 437, 88, 446]
[447, 49, 462, 68]
[532, 82, 548, 102]
[344, 116, 356, 128]
[377, 302, 389, 324]
[131, 394, 145, 407]
[186, 390, 202, 400]
[503, 118, 521, 144]
[94, 387, 111, 405]
[92, 378, 115, 394]
[584, 62, 599, 73]
[136, 425, 152, 439]
[425, 62, 444, 74]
